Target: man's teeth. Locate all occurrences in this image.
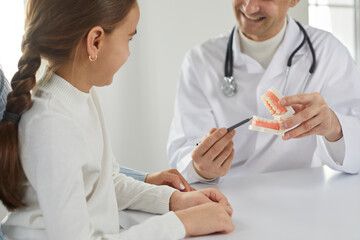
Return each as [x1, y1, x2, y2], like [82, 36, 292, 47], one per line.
[243, 13, 263, 21]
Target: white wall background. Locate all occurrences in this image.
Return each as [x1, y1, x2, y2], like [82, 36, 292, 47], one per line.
[1, 0, 308, 221]
[0, 1, 25, 81]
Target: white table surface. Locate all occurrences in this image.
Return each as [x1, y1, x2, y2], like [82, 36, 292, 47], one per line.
[119, 166, 360, 240]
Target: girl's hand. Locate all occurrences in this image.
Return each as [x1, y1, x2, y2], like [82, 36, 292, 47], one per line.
[145, 169, 195, 192]
[169, 188, 233, 216]
[175, 202, 235, 237]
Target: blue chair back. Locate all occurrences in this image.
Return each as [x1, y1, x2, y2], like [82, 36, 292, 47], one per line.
[0, 68, 9, 238]
[0, 68, 10, 119]
[0, 227, 4, 240]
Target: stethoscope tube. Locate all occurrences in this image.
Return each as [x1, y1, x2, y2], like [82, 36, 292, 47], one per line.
[221, 27, 237, 97]
[225, 28, 235, 78]
[286, 21, 316, 93]
[223, 21, 316, 97]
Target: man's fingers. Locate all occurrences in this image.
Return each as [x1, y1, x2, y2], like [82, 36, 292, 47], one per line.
[291, 104, 306, 113]
[285, 123, 323, 140]
[196, 128, 228, 156]
[279, 92, 342, 141]
[203, 131, 234, 160]
[283, 115, 323, 140]
[200, 128, 217, 143]
[214, 149, 234, 177]
[192, 128, 234, 179]
[212, 142, 233, 168]
[280, 92, 320, 107]
[221, 149, 234, 170]
[293, 124, 323, 139]
[281, 105, 319, 130]
[209, 128, 217, 134]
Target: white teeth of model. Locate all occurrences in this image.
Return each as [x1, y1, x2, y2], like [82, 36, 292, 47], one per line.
[270, 102, 277, 111]
[266, 101, 271, 107]
[268, 103, 273, 109]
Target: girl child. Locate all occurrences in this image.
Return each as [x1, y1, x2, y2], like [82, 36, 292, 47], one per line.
[0, 0, 234, 239]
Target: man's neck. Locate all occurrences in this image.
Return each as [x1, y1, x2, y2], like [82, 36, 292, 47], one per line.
[238, 18, 287, 69]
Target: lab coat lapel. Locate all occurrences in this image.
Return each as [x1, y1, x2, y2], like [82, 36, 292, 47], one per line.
[233, 26, 266, 74]
[257, 16, 305, 93]
[232, 26, 250, 71]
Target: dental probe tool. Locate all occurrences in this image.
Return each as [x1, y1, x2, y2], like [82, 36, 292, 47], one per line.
[196, 117, 253, 146]
[227, 117, 253, 132]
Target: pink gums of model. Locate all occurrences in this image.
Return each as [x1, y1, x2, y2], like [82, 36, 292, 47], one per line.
[248, 87, 294, 136]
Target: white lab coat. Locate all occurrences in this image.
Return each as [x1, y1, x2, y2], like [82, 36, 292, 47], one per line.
[167, 16, 360, 183]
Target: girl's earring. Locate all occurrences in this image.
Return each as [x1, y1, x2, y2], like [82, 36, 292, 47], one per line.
[89, 55, 97, 61]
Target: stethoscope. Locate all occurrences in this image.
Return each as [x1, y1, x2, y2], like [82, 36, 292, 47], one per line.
[221, 21, 316, 97]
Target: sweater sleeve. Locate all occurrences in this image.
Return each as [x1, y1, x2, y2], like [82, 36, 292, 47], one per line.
[114, 212, 185, 240]
[112, 157, 178, 214]
[119, 166, 148, 182]
[20, 114, 185, 240]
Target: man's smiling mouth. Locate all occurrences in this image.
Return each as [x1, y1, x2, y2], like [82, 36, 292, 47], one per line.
[241, 11, 266, 21]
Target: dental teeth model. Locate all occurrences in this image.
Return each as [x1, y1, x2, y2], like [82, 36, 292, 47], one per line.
[248, 87, 295, 136]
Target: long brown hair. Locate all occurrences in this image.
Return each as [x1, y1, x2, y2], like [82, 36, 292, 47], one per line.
[0, 0, 136, 211]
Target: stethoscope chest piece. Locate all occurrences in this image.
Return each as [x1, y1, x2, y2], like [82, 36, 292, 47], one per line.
[221, 76, 237, 97]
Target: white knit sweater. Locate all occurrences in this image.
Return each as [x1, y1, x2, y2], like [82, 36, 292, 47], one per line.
[2, 74, 185, 240]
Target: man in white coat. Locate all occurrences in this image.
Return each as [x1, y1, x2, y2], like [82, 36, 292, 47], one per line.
[167, 0, 360, 183]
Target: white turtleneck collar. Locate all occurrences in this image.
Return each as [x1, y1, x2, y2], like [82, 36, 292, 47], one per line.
[238, 18, 287, 69]
[34, 73, 91, 112]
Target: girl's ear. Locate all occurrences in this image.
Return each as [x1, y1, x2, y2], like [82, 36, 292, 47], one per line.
[86, 26, 105, 61]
